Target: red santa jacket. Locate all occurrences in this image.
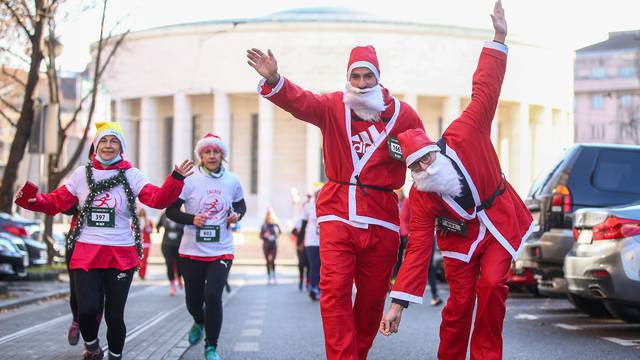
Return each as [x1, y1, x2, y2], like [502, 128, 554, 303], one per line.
[259, 78, 424, 232]
[390, 42, 534, 304]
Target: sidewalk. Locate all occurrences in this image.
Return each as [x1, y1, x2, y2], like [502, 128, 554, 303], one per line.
[0, 233, 299, 312]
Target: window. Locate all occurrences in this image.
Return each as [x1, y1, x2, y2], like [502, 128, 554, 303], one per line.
[591, 95, 604, 109]
[619, 95, 633, 108]
[250, 113, 259, 194]
[590, 67, 607, 79]
[618, 66, 636, 78]
[592, 149, 640, 194]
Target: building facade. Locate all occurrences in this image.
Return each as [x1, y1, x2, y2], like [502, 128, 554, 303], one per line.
[99, 8, 575, 227]
[575, 30, 640, 145]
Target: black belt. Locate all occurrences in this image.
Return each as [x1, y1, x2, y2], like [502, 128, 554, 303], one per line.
[328, 176, 393, 197]
[476, 174, 507, 212]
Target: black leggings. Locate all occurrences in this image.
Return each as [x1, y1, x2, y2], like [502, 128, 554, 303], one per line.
[296, 248, 309, 283]
[72, 268, 135, 354]
[66, 253, 103, 323]
[179, 257, 232, 347]
[161, 243, 181, 281]
[262, 242, 277, 275]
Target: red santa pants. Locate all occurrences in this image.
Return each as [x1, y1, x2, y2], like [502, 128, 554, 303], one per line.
[439, 235, 512, 360]
[319, 221, 399, 360]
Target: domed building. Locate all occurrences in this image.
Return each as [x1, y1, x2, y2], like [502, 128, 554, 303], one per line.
[100, 8, 574, 226]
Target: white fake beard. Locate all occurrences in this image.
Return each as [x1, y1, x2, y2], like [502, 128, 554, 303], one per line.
[343, 84, 386, 122]
[412, 153, 463, 197]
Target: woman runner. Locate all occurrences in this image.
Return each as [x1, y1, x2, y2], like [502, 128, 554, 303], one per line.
[15, 122, 193, 360]
[166, 133, 246, 360]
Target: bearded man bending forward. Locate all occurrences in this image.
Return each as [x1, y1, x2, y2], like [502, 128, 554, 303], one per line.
[381, 2, 534, 359]
[247, 45, 425, 360]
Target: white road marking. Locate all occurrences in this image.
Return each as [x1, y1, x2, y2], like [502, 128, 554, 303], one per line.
[601, 337, 640, 346]
[245, 319, 264, 326]
[554, 323, 582, 330]
[249, 311, 265, 317]
[515, 314, 538, 320]
[515, 313, 588, 320]
[0, 285, 158, 345]
[241, 328, 262, 337]
[234, 342, 260, 352]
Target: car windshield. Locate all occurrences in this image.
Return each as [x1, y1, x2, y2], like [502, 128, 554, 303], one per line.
[528, 156, 564, 199]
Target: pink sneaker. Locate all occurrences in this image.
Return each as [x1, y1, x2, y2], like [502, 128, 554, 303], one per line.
[67, 320, 80, 346]
[169, 283, 176, 296]
[177, 277, 184, 289]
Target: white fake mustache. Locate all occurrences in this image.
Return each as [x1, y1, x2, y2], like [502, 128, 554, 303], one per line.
[411, 153, 463, 197]
[343, 84, 386, 122]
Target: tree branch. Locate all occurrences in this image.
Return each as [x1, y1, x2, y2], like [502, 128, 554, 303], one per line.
[18, 0, 34, 25]
[0, 46, 31, 65]
[57, 0, 109, 179]
[0, 107, 17, 127]
[97, 30, 129, 79]
[1, 65, 27, 87]
[2, 1, 33, 39]
[0, 95, 20, 113]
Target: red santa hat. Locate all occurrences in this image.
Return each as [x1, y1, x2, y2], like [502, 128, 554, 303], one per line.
[194, 133, 229, 159]
[347, 45, 380, 83]
[398, 128, 440, 167]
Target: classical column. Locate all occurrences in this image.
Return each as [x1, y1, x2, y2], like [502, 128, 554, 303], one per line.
[139, 97, 162, 185]
[540, 106, 553, 172]
[403, 93, 418, 112]
[305, 123, 321, 192]
[257, 98, 274, 221]
[491, 106, 500, 146]
[115, 99, 138, 165]
[442, 96, 461, 134]
[213, 90, 231, 161]
[516, 102, 532, 196]
[173, 92, 193, 164]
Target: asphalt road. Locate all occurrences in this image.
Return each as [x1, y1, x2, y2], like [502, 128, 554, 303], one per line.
[1, 265, 639, 359]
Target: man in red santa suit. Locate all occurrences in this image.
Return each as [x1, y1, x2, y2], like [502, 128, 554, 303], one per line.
[380, 2, 534, 359]
[247, 39, 425, 359]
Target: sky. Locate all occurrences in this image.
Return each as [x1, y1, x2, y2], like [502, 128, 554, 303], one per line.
[55, 0, 640, 72]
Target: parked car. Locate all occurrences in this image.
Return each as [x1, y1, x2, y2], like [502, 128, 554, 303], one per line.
[0, 212, 48, 265]
[565, 203, 640, 322]
[0, 232, 28, 278]
[514, 144, 640, 296]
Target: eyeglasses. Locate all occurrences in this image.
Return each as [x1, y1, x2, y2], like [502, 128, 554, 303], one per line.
[408, 153, 433, 172]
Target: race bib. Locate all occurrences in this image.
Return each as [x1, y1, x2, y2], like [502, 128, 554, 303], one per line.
[87, 207, 115, 228]
[436, 216, 467, 236]
[387, 137, 403, 161]
[196, 225, 221, 243]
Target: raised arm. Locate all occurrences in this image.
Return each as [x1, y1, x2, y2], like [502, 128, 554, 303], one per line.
[138, 160, 193, 209]
[456, 0, 508, 134]
[247, 48, 329, 127]
[16, 185, 78, 216]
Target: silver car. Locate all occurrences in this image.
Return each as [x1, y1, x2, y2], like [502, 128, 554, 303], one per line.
[565, 203, 640, 323]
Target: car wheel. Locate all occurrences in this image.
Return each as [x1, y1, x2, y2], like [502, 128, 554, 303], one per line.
[526, 284, 540, 297]
[604, 302, 640, 323]
[566, 293, 610, 317]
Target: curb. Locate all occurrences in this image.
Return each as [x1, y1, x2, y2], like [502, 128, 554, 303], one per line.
[0, 288, 69, 312]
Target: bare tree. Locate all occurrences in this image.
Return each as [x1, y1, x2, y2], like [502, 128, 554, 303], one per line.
[0, 0, 129, 263]
[0, 0, 50, 212]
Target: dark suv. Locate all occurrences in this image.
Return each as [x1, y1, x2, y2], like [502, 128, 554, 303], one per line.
[515, 144, 640, 296]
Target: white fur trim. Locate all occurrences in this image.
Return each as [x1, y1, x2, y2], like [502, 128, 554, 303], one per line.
[405, 145, 440, 168]
[257, 76, 285, 98]
[317, 215, 369, 229]
[389, 291, 423, 304]
[484, 41, 508, 54]
[348, 61, 380, 82]
[194, 137, 228, 158]
[345, 97, 402, 231]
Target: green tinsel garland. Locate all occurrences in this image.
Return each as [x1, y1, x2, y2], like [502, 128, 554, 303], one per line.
[66, 163, 143, 265]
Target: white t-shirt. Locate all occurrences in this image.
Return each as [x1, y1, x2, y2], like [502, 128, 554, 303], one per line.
[302, 199, 320, 247]
[178, 167, 244, 257]
[65, 166, 150, 246]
